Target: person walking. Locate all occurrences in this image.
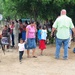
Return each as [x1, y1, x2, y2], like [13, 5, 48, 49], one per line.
[25, 21, 37, 58]
[18, 38, 25, 63]
[1, 25, 9, 54]
[51, 9, 75, 60]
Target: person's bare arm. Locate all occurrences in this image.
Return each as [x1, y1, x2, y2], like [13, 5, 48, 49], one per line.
[72, 28, 75, 36]
[25, 28, 28, 42]
[51, 27, 56, 37]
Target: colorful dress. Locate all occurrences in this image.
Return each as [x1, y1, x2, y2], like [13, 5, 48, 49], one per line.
[38, 29, 47, 50]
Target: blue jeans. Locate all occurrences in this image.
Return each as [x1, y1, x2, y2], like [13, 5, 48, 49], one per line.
[19, 51, 24, 61]
[55, 37, 69, 59]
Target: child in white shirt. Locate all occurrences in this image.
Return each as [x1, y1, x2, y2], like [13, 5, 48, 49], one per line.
[18, 38, 25, 62]
[39, 26, 47, 55]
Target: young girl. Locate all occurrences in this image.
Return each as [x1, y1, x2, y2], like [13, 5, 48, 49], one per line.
[37, 26, 42, 44]
[18, 38, 25, 62]
[38, 26, 47, 55]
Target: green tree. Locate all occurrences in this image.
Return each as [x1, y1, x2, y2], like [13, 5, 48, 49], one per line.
[2, 0, 75, 23]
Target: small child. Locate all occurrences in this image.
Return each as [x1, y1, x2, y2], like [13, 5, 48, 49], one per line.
[38, 26, 47, 55]
[37, 26, 42, 44]
[18, 38, 25, 62]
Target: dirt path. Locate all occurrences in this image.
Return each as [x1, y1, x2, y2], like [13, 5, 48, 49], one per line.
[0, 42, 75, 75]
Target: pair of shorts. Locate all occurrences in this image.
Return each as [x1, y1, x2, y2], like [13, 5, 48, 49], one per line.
[25, 38, 36, 50]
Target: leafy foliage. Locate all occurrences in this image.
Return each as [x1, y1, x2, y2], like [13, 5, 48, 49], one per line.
[1, 0, 75, 23]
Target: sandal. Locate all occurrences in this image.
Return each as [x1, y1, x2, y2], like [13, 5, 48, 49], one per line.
[33, 56, 37, 58]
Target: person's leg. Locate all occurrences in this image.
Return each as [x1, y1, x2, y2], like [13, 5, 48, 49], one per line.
[41, 50, 43, 55]
[25, 38, 30, 58]
[32, 48, 35, 56]
[2, 44, 5, 55]
[63, 38, 69, 59]
[55, 38, 62, 59]
[32, 48, 37, 58]
[27, 50, 30, 58]
[12, 34, 14, 47]
[7, 36, 9, 49]
[2, 44, 4, 50]
[10, 34, 12, 47]
[40, 40, 46, 55]
[19, 51, 21, 61]
[11, 33, 13, 47]
[7, 45, 9, 49]
[32, 38, 37, 57]
[19, 51, 22, 62]
[21, 51, 24, 59]
[5, 45, 8, 51]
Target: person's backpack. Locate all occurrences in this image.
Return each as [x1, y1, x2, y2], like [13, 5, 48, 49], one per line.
[73, 48, 75, 53]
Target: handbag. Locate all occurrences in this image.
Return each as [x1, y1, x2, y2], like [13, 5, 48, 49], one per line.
[1, 37, 9, 45]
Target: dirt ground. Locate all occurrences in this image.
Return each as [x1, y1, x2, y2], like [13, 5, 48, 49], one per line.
[0, 42, 75, 75]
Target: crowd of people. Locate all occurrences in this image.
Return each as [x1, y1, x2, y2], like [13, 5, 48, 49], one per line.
[0, 9, 75, 63]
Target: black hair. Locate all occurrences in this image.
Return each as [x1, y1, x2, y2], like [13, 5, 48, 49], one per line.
[30, 20, 35, 24]
[25, 20, 28, 24]
[20, 38, 23, 41]
[5, 25, 7, 27]
[15, 19, 18, 23]
[19, 19, 22, 23]
[43, 26, 46, 29]
[12, 22, 14, 24]
[39, 25, 42, 29]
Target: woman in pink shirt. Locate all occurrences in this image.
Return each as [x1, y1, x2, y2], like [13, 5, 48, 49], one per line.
[25, 21, 37, 58]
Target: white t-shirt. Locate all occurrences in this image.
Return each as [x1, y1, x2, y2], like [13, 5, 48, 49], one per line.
[41, 29, 47, 40]
[18, 43, 25, 51]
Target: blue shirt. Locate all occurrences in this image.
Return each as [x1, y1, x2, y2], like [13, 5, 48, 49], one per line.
[37, 29, 42, 40]
[22, 31, 26, 40]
